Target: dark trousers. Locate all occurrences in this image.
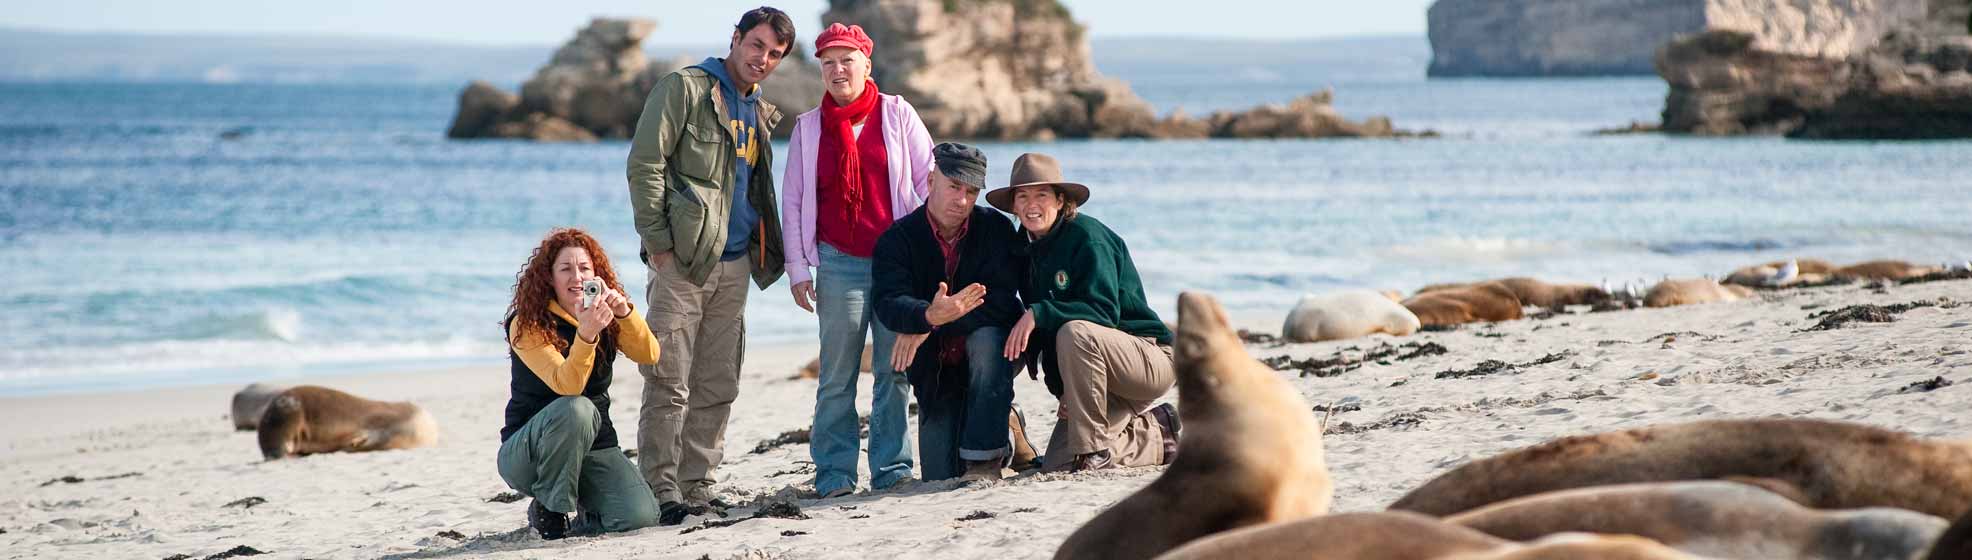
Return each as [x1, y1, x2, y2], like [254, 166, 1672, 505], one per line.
[915, 327, 1016, 481]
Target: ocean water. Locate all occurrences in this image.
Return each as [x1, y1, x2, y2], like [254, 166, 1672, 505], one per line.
[4, 68, 1971, 395]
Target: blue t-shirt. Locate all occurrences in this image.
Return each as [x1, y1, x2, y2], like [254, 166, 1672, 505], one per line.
[695, 58, 762, 262]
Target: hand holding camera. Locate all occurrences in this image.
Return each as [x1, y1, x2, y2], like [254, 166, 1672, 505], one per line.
[574, 279, 626, 343]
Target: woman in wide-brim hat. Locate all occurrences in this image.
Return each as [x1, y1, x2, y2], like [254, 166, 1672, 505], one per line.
[989, 153, 1181, 473]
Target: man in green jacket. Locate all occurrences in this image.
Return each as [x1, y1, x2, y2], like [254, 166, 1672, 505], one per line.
[625, 7, 791, 526]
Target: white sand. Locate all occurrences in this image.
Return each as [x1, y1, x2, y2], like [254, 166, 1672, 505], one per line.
[5, 279, 1970, 560]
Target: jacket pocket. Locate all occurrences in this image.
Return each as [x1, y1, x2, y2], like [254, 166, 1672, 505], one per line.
[667, 189, 708, 267]
[674, 122, 725, 184]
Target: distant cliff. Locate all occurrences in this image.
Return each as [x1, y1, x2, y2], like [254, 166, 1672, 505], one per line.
[1427, 0, 1929, 77]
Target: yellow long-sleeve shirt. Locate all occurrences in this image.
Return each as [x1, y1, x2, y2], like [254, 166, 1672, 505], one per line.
[507, 300, 660, 396]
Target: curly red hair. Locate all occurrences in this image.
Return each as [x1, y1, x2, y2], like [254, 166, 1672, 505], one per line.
[507, 228, 627, 352]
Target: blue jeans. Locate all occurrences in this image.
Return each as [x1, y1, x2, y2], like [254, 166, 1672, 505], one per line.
[916, 327, 1017, 481]
[812, 244, 911, 495]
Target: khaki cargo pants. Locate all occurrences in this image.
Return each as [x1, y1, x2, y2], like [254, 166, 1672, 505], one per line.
[637, 257, 750, 505]
[1040, 320, 1175, 470]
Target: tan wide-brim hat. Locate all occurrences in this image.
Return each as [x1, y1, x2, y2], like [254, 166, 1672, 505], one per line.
[986, 153, 1090, 214]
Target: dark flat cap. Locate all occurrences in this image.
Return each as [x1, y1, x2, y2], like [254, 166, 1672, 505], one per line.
[932, 142, 988, 190]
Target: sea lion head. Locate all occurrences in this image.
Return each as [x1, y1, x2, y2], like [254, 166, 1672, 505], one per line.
[1175, 291, 1254, 418]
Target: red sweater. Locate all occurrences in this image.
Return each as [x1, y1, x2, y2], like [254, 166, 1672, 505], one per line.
[816, 109, 893, 258]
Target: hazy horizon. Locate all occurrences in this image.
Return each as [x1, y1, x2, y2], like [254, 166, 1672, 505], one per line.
[0, 1, 1432, 47]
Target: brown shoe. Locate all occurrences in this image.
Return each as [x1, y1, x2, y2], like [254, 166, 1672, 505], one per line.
[1008, 407, 1041, 472]
[1148, 403, 1180, 465]
[961, 460, 1005, 482]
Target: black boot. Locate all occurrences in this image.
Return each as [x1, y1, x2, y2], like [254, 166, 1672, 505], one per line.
[528, 500, 569, 540]
[658, 500, 689, 527]
[1149, 403, 1181, 464]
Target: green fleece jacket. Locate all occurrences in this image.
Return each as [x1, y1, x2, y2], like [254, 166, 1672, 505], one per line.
[1018, 213, 1171, 396]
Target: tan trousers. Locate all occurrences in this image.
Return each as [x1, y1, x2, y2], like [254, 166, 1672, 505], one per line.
[1041, 320, 1175, 470]
[637, 257, 749, 505]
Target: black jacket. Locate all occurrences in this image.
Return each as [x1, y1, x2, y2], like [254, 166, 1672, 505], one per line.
[872, 206, 1026, 398]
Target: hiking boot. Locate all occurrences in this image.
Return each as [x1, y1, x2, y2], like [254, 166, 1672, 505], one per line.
[961, 460, 1005, 482]
[1008, 407, 1041, 472]
[657, 500, 689, 527]
[528, 499, 570, 540]
[1069, 449, 1114, 473]
[567, 509, 603, 537]
[683, 486, 733, 514]
[819, 486, 855, 499]
[1148, 403, 1181, 465]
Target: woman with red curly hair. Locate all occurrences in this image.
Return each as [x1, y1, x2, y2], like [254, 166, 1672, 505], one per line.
[498, 228, 659, 539]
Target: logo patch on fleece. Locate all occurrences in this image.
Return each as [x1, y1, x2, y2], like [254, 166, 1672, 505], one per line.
[1054, 270, 1070, 290]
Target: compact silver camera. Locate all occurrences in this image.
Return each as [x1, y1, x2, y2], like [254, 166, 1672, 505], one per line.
[581, 279, 603, 309]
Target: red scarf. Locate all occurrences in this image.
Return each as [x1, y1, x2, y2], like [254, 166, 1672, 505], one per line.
[819, 80, 881, 225]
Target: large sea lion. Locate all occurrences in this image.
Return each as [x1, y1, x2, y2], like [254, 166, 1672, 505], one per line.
[1152, 511, 1695, 560]
[1053, 292, 1331, 560]
[1388, 418, 1972, 519]
[1446, 480, 1948, 560]
[1417, 278, 1609, 309]
[1403, 282, 1523, 327]
[1281, 290, 1421, 342]
[230, 382, 288, 430]
[257, 385, 439, 460]
[1642, 278, 1754, 308]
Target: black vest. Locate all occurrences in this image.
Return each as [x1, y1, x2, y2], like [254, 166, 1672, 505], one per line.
[501, 314, 619, 450]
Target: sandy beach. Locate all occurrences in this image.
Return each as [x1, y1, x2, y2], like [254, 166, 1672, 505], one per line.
[5, 277, 1970, 560]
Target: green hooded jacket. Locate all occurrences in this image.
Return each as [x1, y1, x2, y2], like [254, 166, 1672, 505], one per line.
[626, 66, 786, 288]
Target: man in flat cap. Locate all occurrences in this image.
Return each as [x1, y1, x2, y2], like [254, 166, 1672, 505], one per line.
[871, 142, 1038, 482]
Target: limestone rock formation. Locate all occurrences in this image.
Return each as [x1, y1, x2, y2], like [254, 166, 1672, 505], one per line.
[1657, 28, 1972, 139]
[451, 9, 1419, 142]
[1427, 0, 1929, 77]
[447, 17, 821, 142]
[823, 0, 1418, 140]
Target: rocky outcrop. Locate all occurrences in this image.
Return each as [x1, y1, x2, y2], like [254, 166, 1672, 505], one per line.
[448, 18, 821, 141]
[1427, 0, 1928, 77]
[1657, 29, 1972, 138]
[823, 0, 1418, 140]
[452, 9, 1420, 142]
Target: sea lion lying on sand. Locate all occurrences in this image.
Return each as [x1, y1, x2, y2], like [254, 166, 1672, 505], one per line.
[1054, 292, 1331, 560]
[1642, 278, 1753, 307]
[1726, 258, 1838, 287]
[1836, 260, 1944, 281]
[1281, 290, 1421, 342]
[230, 382, 287, 430]
[795, 343, 874, 379]
[1152, 511, 1696, 560]
[258, 385, 438, 460]
[1446, 480, 1948, 560]
[1388, 418, 1972, 519]
[1417, 278, 1610, 309]
[1403, 282, 1523, 327]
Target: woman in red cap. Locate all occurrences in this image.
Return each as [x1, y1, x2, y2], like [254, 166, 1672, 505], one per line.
[780, 22, 937, 499]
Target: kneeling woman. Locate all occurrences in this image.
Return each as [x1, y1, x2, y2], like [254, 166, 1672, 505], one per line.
[500, 228, 660, 538]
[991, 153, 1181, 473]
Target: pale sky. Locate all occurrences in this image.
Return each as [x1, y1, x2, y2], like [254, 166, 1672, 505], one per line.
[1, 1, 1432, 46]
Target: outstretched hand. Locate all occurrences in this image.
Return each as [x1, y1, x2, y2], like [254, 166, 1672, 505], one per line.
[924, 282, 987, 327]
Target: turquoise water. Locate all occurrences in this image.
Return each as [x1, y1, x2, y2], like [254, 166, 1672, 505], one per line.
[3, 73, 1970, 395]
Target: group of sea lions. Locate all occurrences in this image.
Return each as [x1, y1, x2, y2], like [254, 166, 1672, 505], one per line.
[1281, 258, 1965, 342]
[230, 383, 437, 460]
[1059, 291, 1972, 560]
